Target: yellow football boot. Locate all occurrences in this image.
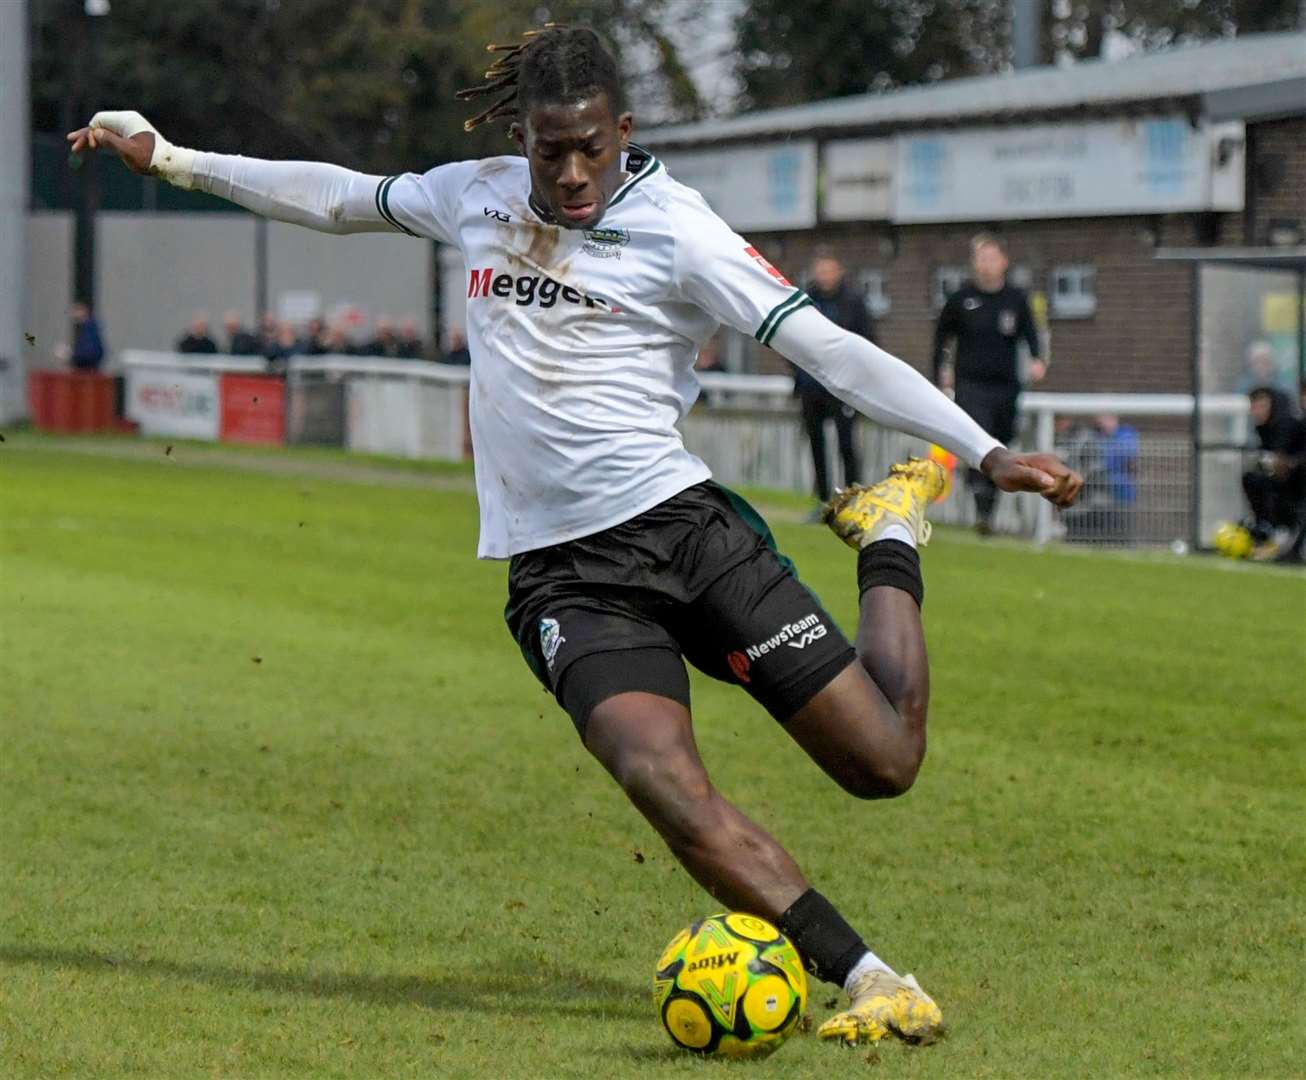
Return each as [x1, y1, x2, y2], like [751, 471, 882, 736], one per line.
[817, 970, 944, 1046]
[822, 457, 947, 550]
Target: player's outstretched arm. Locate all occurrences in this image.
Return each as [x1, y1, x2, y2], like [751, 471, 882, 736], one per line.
[67, 111, 396, 235]
[770, 306, 1082, 507]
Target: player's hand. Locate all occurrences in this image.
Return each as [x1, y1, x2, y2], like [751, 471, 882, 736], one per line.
[66, 111, 157, 175]
[980, 447, 1082, 508]
[1029, 359, 1048, 383]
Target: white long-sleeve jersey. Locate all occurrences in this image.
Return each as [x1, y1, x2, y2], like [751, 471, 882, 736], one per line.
[189, 146, 1001, 558]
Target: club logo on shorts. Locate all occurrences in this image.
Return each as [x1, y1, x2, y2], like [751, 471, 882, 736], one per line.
[582, 226, 630, 259]
[727, 651, 751, 683]
[539, 618, 566, 671]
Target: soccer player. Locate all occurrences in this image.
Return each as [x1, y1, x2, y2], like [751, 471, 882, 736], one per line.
[933, 234, 1046, 536]
[70, 25, 1081, 1047]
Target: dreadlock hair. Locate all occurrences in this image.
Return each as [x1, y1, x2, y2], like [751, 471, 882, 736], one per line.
[456, 24, 626, 134]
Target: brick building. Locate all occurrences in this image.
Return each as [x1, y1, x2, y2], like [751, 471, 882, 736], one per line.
[646, 32, 1306, 396]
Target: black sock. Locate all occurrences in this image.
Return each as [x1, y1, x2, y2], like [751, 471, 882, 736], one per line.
[777, 888, 868, 987]
[857, 540, 924, 609]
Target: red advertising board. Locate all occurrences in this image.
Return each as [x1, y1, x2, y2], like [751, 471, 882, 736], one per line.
[219, 374, 285, 446]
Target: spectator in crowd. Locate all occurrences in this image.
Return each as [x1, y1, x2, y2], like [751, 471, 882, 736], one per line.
[1243, 386, 1306, 563]
[694, 335, 729, 408]
[1236, 340, 1298, 404]
[1096, 414, 1138, 507]
[318, 320, 352, 355]
[257, 312, 280, 356]
[300, 317, 331, 356]
[223, 310, 260, 355]
[791, 251, 871, 516]
[69, 301, 105, 371]
[933, 233, 1045, 535]
[177, 313, 219, 354]
[694, 335, 726, 375]
[396, 316, 425, 359]
[441, 327, 471, 366]
[1095, 413, 1138, 541]
[264, 321, 300, 371]
[364, 317, 401, 358]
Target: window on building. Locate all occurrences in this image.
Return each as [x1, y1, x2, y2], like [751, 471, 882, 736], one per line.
[931, 266, 967, 311]
[857, 269, 891, 319]
[1009, 264, 1034, 290]
[1049, 264, 1097, 318]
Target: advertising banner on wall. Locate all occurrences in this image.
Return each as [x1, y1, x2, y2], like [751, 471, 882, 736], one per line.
[658, 141, 818, 231]
[895, 119, 1244, 223]
[822, 138, 895, 221]
[219, 374, 285, 446]
[125, 369, 220, 440]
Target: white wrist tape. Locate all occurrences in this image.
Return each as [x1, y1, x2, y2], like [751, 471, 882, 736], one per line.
[89, 110, 198, 190]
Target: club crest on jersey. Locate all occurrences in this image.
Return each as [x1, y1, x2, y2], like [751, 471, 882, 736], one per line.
[582, 227, 630, 259]
[539, 618, 566, 670]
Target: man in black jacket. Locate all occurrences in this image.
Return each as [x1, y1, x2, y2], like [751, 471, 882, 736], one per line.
[794, 252, 874, 512]
[1244, 386, 1306, 563]
[933, 234, 1045, 534]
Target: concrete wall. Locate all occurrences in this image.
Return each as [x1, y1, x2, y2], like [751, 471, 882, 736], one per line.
[25, 213, 73, 373]
[22, 211, 434, 369]
[98, 213, 257, 354]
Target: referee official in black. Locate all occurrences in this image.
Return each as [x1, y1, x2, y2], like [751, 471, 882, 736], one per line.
[933, 234, 1046, 535]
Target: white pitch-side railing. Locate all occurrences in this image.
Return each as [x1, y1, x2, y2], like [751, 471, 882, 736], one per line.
[117, 351, 1250, 546]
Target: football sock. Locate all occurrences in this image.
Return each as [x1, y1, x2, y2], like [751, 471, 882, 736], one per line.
[843, 948, 897, 993]
[776, 889, 868, 987]
[876, 522, 916, 548]
[857, 539, 924, 609]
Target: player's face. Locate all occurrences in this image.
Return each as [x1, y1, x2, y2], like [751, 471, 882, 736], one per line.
[514, 93, 633, 230]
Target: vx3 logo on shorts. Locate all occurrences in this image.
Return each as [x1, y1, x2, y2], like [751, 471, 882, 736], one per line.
[727, 613, 828, 683]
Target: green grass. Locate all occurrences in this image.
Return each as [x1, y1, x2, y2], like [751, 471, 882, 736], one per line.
[2, 434, 1303, 1079]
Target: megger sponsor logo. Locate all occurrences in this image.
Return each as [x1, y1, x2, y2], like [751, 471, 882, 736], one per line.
[467, 267, 617, 312]
[744, 613, 826, 659]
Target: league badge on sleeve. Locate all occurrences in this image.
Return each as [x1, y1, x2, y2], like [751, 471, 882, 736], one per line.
[539, 617, 566, 671]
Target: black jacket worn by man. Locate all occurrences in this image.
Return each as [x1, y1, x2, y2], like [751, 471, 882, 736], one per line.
[932, 280, 1041, 529]
[792, 279, 875, 502]
[932, 281, 1040, 389]
[177, 333, 218, 354]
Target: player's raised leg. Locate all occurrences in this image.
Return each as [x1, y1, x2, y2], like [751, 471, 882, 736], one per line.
[781, 457, 948, 1045]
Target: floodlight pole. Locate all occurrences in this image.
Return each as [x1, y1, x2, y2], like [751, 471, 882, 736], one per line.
[73, 0, 110, 310]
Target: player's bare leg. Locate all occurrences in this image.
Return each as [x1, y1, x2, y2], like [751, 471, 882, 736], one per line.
[780, 458, 948, 1045]
[584, 690, 811, 917]
[584, 685, 941, 1048]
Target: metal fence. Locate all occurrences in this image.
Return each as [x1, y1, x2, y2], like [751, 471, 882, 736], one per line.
[116, 352, 1250, 549]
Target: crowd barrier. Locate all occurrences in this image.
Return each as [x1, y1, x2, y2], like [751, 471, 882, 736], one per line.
[97, 352, 1250, 548]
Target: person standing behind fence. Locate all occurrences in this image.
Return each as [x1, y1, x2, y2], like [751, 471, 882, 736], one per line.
[223, 311, 260, 355]
[69, 302, 105, 371]
[177, 313, 218, 354]
[933, 234, 1045, 535]
[793, 252, 872, 517]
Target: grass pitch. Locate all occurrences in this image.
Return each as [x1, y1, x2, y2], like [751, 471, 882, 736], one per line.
[2, 433, 1303, 1079]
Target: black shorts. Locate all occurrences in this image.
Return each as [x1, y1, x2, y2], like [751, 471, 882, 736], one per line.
[505, 481, 856, 735]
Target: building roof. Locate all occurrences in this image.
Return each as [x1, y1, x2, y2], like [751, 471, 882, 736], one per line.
[648, 31, 1306, 148]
